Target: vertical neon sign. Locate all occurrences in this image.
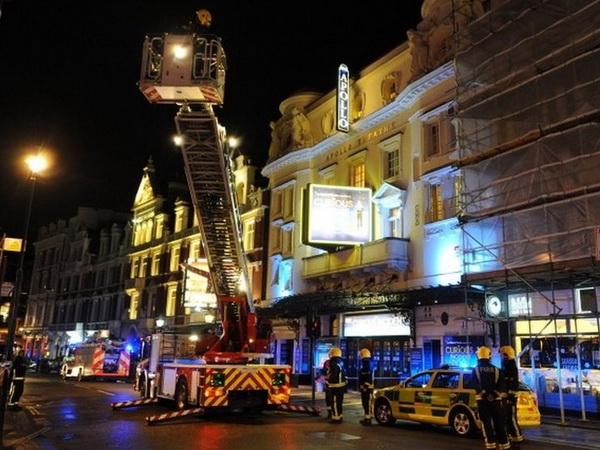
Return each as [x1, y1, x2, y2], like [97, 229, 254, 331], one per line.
[337, 64, 350, 132]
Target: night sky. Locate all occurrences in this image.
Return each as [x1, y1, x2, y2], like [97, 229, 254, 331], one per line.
[0, 0, 424, 239]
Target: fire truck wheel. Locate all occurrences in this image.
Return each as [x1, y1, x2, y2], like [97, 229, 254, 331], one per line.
[174, 378, 189, 411]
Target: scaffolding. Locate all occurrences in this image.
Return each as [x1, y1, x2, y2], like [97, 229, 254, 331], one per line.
[452, 0, 600, 420]
[453, 0, 600, 274]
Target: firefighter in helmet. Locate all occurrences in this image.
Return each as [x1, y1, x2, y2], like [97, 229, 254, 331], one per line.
[358, 348, 375, 425]
[325, 347, 347, 423]
[471, 346, 510, 450]
[500, 345, 524, 449]
[7, 349, 28, 411]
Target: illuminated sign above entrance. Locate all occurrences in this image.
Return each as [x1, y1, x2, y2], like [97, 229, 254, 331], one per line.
[337, 64, 350, 132]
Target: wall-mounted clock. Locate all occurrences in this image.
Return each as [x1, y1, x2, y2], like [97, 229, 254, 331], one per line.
[485, 295, 502, 317]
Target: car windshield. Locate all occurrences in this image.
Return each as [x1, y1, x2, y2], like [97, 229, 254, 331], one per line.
[431, 371, 461, 389]
[405, 372, 433, 388]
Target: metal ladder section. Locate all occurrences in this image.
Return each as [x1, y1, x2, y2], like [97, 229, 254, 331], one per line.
[174, 105, 249, 301]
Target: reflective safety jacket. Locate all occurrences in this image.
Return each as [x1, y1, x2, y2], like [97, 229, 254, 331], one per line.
[358, 357, 374, 390]
[326, 356, 347, 389]
[472, 359, 506, 401]
[502, 358, 519, 394]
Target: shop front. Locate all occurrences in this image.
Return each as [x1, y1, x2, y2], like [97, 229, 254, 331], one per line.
[516, 317, 600, 414]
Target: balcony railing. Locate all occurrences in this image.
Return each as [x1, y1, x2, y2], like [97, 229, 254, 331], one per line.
[303, 237, 409, 279]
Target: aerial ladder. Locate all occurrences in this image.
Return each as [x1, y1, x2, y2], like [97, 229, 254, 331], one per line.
[122, 11, 318, 423]
[138, 11, 268, 364]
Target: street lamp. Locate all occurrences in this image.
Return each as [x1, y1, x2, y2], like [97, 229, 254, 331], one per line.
[1, 151, 47, 445]
[5, 152, 48, 361]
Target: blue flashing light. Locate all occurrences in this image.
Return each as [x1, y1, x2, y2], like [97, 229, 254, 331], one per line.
[126, 344, 133, 352]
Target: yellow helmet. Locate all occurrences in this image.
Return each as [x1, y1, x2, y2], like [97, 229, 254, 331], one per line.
[330, 347, 342, 358]
[476, 346, 492, 360]
[500, 345, 516, 360]
[359, 348, 371, 359]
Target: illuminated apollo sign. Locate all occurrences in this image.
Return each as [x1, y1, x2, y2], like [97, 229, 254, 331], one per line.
[303, 184, 372, 246]
[337, 64, 350, 132]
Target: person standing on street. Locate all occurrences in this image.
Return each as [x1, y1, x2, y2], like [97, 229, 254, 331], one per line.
[318, 350, 333, 419]
[500, 345, 524, 449]
[358, 348, 375, 425]
[7, 349, 28, 411]
[472, 346, 510, 450]
[326, 347, 347, 424]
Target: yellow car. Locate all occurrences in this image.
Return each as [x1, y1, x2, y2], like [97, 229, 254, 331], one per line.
[371, 368, 541, 437]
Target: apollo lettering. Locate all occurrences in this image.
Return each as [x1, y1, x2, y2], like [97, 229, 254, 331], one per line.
[337, 64, 350, 132]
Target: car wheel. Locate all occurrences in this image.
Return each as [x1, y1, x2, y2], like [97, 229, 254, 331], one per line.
[373, 399, 396, 425]
[450, 407, 477, 437]
[174, 378, 188, 411]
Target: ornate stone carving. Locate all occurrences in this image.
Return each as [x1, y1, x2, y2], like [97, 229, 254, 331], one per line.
[381, 72, 403, 106]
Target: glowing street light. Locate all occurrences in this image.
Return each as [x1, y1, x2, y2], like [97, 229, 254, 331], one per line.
[5, 151, 48, 361]
[1, 150, 48, 445]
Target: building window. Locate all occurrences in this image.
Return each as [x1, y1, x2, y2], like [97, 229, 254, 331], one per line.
[379, 132, 402, 180]
[152, 254, 161, 276]
[129, 294, 139, 320]
[271, 190, 283, 220]
[577, 287, 598, 313]
[189, 241, 201, 262]
[270, 226, 282, 255]
[422, 106, 456, 159]
[428, 183, 443, 222]
[283, 184, 295, 220]
[131, 258, 140, 278]
[244, 220, 255, 252]
[282, 227, 294, 258]
[387, 207, 403, 238]
[170, 247, 181, 271]
[350, 162, 366, 187]
[166, 287, 177, 316]
[425, 172, 460, 223]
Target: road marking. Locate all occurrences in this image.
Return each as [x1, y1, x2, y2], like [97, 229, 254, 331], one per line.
[97, 389, 115, 396]
[4, 426, 52, 447]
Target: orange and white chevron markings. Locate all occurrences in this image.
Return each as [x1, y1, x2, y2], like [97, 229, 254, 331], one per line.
[111, 398, 158, 409]
[146, 407, 204, 425]
[274, 404, 321, 416]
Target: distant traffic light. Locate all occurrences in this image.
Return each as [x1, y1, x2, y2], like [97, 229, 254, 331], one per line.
[307, 316, 321, 339]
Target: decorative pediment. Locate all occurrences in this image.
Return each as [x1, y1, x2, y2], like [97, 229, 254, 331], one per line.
[373, 182, 407, 208]
[134, 173, 155, 207]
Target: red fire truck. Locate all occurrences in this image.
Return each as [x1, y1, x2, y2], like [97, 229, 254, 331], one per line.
[60, 340, 131, 382]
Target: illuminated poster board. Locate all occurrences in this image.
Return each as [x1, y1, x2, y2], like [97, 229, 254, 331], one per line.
[304, 184, 371, 246]
[183, 260, 217, 309]
[442, 335, 484, 368]
[337, 64, 350, 132]
[344, 313, 410, 337]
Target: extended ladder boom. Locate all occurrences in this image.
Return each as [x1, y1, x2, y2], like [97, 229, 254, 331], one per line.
[175, 105, 250, 302]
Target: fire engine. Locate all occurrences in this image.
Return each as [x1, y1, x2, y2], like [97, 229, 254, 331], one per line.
[134, 10, 292, 414]
[60, 340, 132, 382]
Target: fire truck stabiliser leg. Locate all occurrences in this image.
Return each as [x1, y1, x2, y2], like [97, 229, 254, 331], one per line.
[111, 398, 158, 409]
[273, 404, 321, 416]
[146, 407, 205, 425]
